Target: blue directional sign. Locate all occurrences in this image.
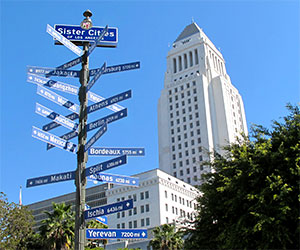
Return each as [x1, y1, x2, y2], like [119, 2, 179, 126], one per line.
[46, 109, 127, 150]
[88, 25, 108, 55]
[86, 62, 106, 92]
[47, 24, 83, 56]
[88, 147, 145, 157]
[45, 57, 82, 78]
[26, 170, 75, 188]
[37, 85, 79, 114]
[28, 66, 80, 78]
[90, 61, 140, 76]
[89, 172, 139, 187]
[87, 90, 131, 114]
[88, 91, 124, 112]
[86, 155, 127, 177]
[27, 73, 78, 95]
[85, 199, 133, 220]
[54, 24, 118, 47]
[32, 126, 77, 153]
[36, 103, 78, 131]
[86, 229, 148, 239]
[85, 204, 108, 226]
[84, 123, 107, 152]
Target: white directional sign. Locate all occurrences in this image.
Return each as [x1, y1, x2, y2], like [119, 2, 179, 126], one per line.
[32, 126, 77, 153]
[47, 24, 83, 56]
[35, 103, 78, 131]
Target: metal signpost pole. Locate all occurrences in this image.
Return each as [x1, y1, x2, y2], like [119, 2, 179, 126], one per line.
[75, 11, 91, 250]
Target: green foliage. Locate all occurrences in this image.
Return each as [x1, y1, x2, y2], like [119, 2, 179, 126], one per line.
[39, 202, 75, 250]
[0, 192, 35, 249]
[85, 219, 108, 249]
[185, 105, 300, 249]
[149, 223, 184, 250]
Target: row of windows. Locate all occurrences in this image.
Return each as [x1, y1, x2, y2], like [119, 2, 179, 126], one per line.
[117, 191, 149, 203]
[172, 155, 203, 168]
[164, 191, 196, 209]
[169, 96, 198, 108]
[209, 49, 225, 76]
[171, 136, 201, 145]
[117, 204, 150, 218]
[169, 88, 197, 103]
[173, 164, 204, 178]
[170, 105, 199, 117]
[173, 50, 199, 73]
[172, 149, 203, 159]
[166, 204, 193, 219]
[168, 81, 197, 95]
[171, 127, 201, 138]
[117, 217, 150, 229]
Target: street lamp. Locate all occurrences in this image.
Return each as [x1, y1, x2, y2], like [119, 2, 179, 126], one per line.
[81, 10, 93, 30]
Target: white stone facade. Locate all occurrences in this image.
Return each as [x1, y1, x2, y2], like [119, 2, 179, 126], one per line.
[158, 23, 248, 186]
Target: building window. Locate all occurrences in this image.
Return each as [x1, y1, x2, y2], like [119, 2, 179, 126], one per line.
[171, 137, 175, 143]
[134, 220, 137, 228]
[129, 221, 132, 229]
[199, 155, 203, 161]
[141, 205, 144, 213]
[184, 54, 188, 69]
[192, 148, 195, 154]
[181, 85, 184, 91]
[122, 211, 125, 217]
[173, 58, 177, 73]
[193, 158, 196, 164]
[186, 159, 189, 164]
[185, 150, 189, 156]
[173, 154, 176, 160]
[179, 152, 182, 158]
[194, 96, 197, 102]
[122, 223, 125, 229]
[189, 51, 193, 67]
[173, 163, 176, 169]
[133, 194, 137, 202]
[117, 224, 120, 229]
[187, 168, 190, 174]
[193, 88, 197, 94]
[178, 135, 181, 141]
[169, 105, 173, 111]
[141, 218, 145, 227]
[184, 133, 187, 139]
[129, 210, 132, 216]
[165, 191, 168, 198]
[180, 170, 183, 176]
[183, 117, 186, 122]
[169, 90, 172, 95]
[146, 204, 150, 212]
[198, 138, 201, 143]
[182, 100, 185, 106]
[187, 177, 191, 183]
[117, 212, 120, 218]
[166, 217, 169, 223]
[171, 121, 174, 126]
[198, 146, 202, 152]
[134, 207, 137, 215]
[146, 218, 150, 226]
[165, 204, 168, 211]
[200, 165, 204, 171]
[188, 106, 192, 112]
[197, 129, 200, 135]
[195, 49, 199, 64]
[191, 140, 195, 145]
[193, 166, 197, 172]
[178, 144, 182, 149]
[179, 161, 183, 167]
[145, 191, 149, 199]
[173, 172, 177, 177]
[179, 56, 182, 71]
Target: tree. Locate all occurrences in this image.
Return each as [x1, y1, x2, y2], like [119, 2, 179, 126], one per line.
[0, 192, 35, 249]
[39, 202, 75, 250]
[149, 223, 184, 250]
[85, 219, 108, 249]
[184, 105, 300, 249]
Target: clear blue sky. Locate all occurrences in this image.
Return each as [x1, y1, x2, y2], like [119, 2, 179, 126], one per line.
[0, 0, 299, 205]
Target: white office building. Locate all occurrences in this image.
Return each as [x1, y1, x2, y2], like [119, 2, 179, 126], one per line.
[158, 22, 248, 186]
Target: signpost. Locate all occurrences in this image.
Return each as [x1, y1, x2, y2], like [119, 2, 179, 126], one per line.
[86, 229, 148, 239]
[27, 10, 144, 250]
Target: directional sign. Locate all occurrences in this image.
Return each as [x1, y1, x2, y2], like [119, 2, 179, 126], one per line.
[54, 24, 118, 47]
[26, 170, 75, 188]
[87, 91, 123, 112]
[32, 126, 77, 153]
[36, 103, 78, 131]
[86, 229, 148, 239]
[86, 155, 127, 177]
[45, 57, 82, 78]
[89, 172, 139, 187]
[28, 66, 80, 78]
[88, 25, 108, 55]
[87, 90, 131, 114]
[90, 61, 140, 76]
[86, 62, 106, 92]
[47, 24, 83, 56]
[85, 199, 133, 220]
[84, 123, 107, 152]
[37, 85, 79, 114]
[88, 147, 145, 157]
[27, 73, 78, 95]
[85, 204, 108, 225]
[46, 109, 127, 150]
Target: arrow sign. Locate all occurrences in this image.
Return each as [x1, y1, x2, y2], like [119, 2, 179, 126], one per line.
[28, 66, 80, 78]
[45, 57, 82, 77]
[85, 204, 108, 226]
[46, 108, 127, 150]
[86, 62, 106, 92]
[47, 24, 83, 56]
[84, 123, 107, 152]
[27, 73, 78, 95]
[26, 170, 75, 188]
[88, 25, 108, 55]
[32, 126, 77, 153]
[86, 155, 127, 177]
[36, 103, 78, 131]
[85, 199, 133, 220]
[90, 61, 140, 76]
[37, 85, 79, 114]
[54, 24, 118, 47]
[87, 90, 131, 114]
[88, 147, 145, 157]
[86, 229, 148, 239]
[88, 172, 139, 187]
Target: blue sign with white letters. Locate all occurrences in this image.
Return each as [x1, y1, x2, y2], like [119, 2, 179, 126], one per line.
[46, 109, 127, 150]
[28, 66, 80, 78]
[86, 229, 148, 239]
[88, 172, 139, 187]
[85, 155, 127, 177]
[86, 62, 106, 92]
[37, 85, 79, 114]
[54, 24, 118, 47]
[85, 199, 133, 220]
[32, 126, 77, 153]
[85, 204, 108, 225]
[35, 103, 78, 131]
[88, 147, 145, 157]
[90, 61, 140, 76]
[84, 123, 107, 152]
[88, 25, 108, 55]
[27, 73, 78, 95]
[27, 170, 75, 188]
